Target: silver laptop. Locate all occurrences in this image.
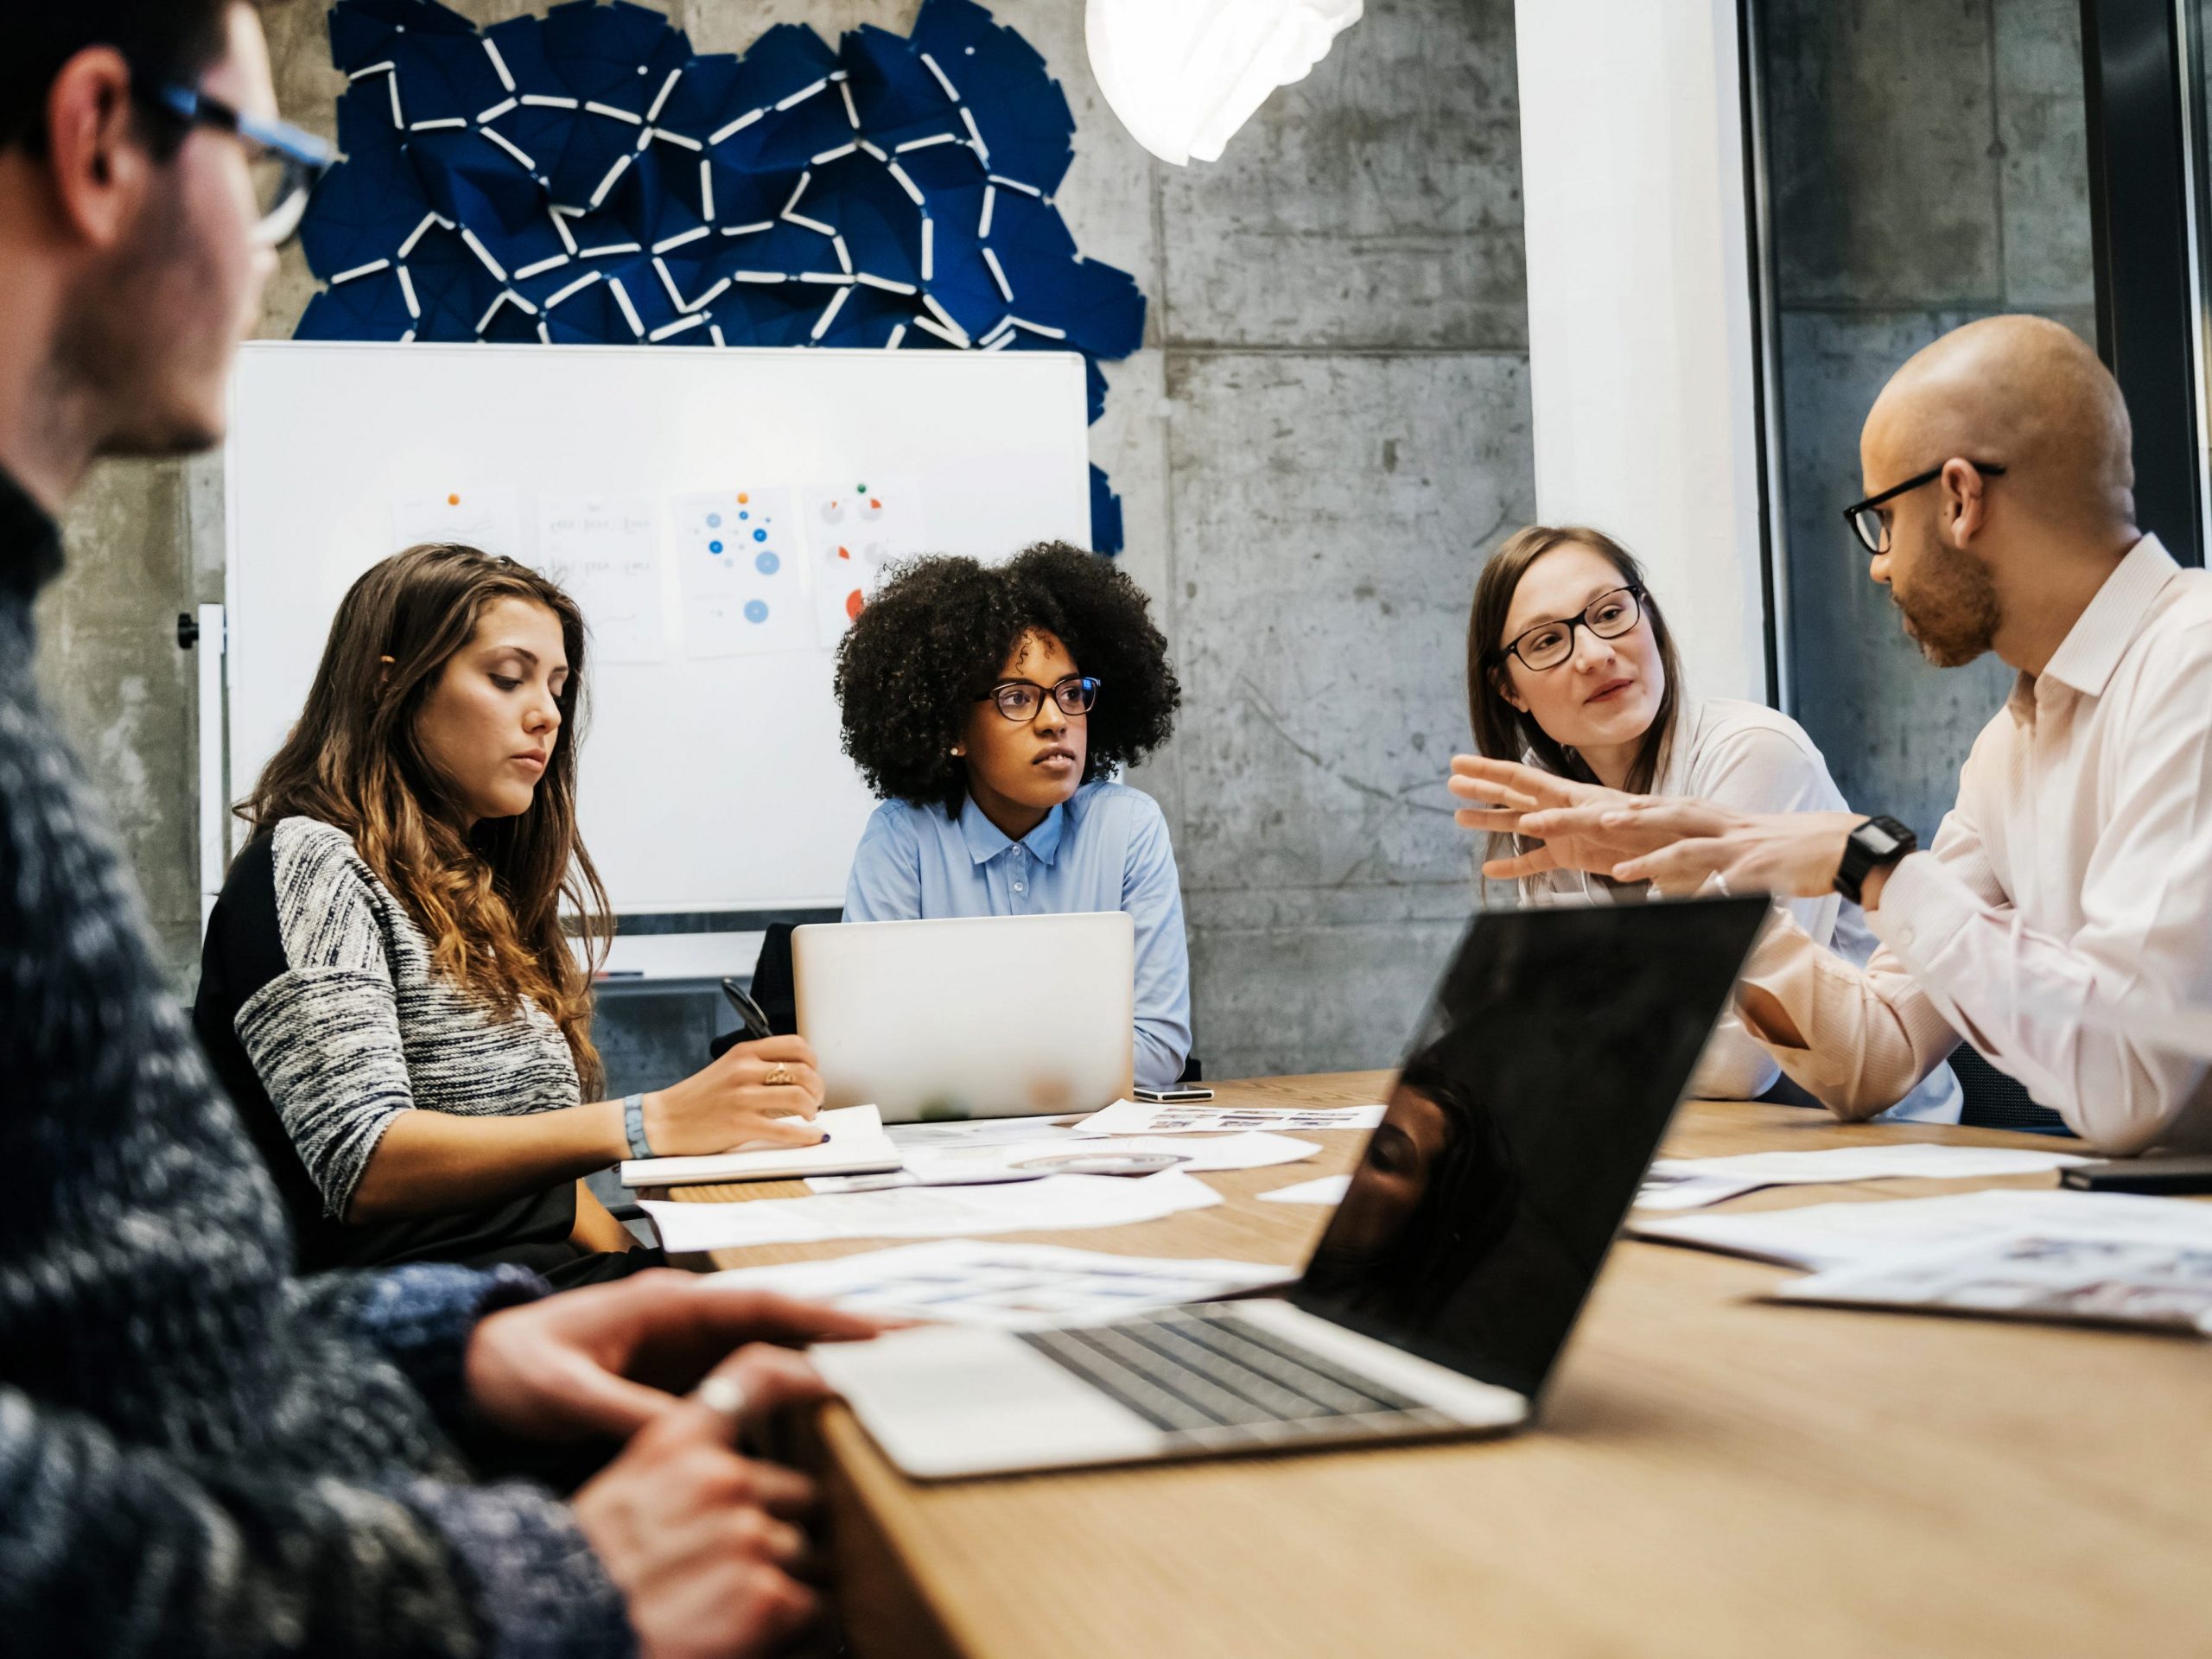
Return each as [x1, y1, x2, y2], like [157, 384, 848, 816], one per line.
[793, 912, 1135, 1123]
[810, 896, 1771, 1479]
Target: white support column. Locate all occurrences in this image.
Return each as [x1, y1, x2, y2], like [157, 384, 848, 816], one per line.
[1513, 0, 1770, 704]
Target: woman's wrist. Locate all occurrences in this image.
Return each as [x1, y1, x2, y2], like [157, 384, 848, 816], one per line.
[578, 1096, 632, 1163]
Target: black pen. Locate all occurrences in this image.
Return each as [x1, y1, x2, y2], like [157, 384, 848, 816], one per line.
[720, 976, 774, 1042]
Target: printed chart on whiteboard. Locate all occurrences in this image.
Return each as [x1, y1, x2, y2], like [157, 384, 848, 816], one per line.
[674, 486, 811, 658]
[381, 475, 937, 666]
[536, 494, 665, 664]
[391, 486, 521, 558]
[805, 475, 934, 647]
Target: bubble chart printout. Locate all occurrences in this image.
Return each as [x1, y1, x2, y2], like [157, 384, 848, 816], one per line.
[671, 486, 812, 658]
[803, 476, 933, 648]
[535, 494, 666, 665]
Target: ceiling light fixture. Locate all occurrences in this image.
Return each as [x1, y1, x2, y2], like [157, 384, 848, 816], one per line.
[1085, 0, 1363, 167]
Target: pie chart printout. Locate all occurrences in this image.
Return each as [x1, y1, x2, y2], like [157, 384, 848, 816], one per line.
[805, 476, 933, 648]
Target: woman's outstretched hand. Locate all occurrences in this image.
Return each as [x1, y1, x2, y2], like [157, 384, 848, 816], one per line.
[1446, 756, 1643, 880]
[643, 1035, 828, 1157]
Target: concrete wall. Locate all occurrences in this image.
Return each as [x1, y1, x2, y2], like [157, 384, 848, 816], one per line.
[1758, 0, 2094, 839]
[38, 0, 1531, 1086]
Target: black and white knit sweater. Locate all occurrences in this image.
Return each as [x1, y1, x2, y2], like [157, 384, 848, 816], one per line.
[195, 818, 597, 1276]
[0, 466, 632, 1657]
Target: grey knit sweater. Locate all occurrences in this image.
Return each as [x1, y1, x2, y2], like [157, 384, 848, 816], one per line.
[236, 817, 583, 1218]
[0, 467, 632, 1657]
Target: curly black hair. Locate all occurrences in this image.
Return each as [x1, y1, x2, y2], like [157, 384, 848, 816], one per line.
[833, 541, 1181, 814]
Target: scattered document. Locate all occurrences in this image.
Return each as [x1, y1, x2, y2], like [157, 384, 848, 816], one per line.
[1632, 1170, 1771, 1211]
[1631, 1187, 2212, 1273]
[1075, 1098, 1387, 1137]
[707, 1239, 1297, 1329]
[1772, 1232, 2212, 1337]
[1636, 1143, 2088, 1208]
[536, 493, 666, 664]
[1261, 1174, 1353, 1207]
[887, 1116, 1081, 1150]
[807, 1128, 1319, 1194]
[643, 1167, 1223, 1253]
[674, 485, 813, 657]
[391, 484, 521, 557]
[620, 1104, 895, 1188]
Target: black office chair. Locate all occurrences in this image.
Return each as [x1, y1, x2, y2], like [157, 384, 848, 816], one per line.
[1948, 1045, 2071, 1137]
[707, 924, 799, 1060]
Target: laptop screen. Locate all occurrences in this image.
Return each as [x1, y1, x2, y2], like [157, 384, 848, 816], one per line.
[1290, 895, 1770, 1401]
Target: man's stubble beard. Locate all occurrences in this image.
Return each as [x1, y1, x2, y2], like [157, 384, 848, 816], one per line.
[1895, 528, 2001, 670]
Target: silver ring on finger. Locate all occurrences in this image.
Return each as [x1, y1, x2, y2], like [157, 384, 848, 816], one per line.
[696, 1372, 748, 1423]
[1713, 871, 1732, 897]
[764, 1062, 793, 1087]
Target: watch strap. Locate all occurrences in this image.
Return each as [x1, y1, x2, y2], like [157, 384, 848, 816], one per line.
[1834, 814, 1917, 906]
[623, 1092, 652, 1160]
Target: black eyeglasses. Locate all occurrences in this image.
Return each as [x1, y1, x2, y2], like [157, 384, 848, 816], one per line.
[1496, 586, 1645, 673]
[143, 83, 335, 249]
[1842, 461, 2007, 555]
[978, 675, 1101, 721]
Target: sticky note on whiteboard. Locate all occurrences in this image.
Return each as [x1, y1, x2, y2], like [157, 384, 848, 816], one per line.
[803, 475, 931, 648]
[391, 486, 522, 557]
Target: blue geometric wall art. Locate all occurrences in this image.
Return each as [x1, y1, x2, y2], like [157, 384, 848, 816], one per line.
[298, 0, 1144, 553]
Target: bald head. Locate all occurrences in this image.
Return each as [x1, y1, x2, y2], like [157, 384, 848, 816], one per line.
[1864, 315, 2134, 538]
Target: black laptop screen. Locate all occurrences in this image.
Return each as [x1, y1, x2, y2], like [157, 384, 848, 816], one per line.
[1289, 896, 1769, 1401]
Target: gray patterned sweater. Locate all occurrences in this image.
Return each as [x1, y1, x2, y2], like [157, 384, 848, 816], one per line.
[239, 817, 582, 1214]
[195, 818, 593, 1275]
[0, 467, 632, 1656]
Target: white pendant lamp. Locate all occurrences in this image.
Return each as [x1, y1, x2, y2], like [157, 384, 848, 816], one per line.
[1085, 0, 1363, 167]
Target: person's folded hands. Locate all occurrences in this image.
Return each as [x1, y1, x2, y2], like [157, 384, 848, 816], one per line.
[465, 1268, 897, 1443]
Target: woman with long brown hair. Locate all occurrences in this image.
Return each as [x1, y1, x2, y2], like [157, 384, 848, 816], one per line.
[193, 543, 826, 1283]
[1447, 524, 1959, 1119]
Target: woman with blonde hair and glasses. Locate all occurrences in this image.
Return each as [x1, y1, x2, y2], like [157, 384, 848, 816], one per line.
[1446, 524, 1958, 1119]
[194, 543, 827, 1283]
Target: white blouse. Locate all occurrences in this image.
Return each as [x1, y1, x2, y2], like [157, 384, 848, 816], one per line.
[1515, 696, 1963, 1121]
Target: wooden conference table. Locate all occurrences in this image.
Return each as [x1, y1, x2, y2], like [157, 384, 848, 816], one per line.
[664, 1072, 2212, 1659]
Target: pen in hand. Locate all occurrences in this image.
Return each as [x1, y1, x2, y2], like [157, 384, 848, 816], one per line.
[720, 976, 775, 1042]
[719, 976, 824, 1144]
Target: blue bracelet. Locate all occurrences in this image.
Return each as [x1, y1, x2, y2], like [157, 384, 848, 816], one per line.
[624, 1092, 652, 1159]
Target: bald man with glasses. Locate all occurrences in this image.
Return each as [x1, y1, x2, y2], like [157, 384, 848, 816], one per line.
[1453, 314, 2212, 1157]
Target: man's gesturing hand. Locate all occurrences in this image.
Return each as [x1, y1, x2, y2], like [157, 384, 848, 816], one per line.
[466, 1269, 893, 1443]
[573, 1344, 831, 1659]
[1598, 803, 1864, 899]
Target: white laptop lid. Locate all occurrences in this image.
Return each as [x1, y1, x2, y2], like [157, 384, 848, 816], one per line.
[793, 912, 1135, 1122]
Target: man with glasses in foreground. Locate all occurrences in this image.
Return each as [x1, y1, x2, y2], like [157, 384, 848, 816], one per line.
[1452, 313, 2212, 1156]
[0, 6, 888, 1655]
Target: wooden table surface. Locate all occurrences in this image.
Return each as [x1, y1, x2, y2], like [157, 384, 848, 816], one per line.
[671, 1072, 2212, 1659]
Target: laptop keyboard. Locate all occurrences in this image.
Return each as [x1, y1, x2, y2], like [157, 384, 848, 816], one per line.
[1017, 1306, 1459, 1445]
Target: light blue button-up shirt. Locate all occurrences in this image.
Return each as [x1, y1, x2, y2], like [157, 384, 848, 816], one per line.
[842, 780, 1193, 1089]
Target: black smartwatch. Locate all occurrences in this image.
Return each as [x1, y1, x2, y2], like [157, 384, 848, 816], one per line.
[1834, 815, 1916, 906]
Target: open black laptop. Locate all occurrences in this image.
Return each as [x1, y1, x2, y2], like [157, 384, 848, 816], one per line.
[810, 895, 1770, 1478]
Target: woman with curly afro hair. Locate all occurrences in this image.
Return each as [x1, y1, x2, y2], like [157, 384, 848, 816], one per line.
[834, 541, 1192, 1086]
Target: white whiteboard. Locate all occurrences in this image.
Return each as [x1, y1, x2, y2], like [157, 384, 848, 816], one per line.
[222, 340, 1092, 912]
